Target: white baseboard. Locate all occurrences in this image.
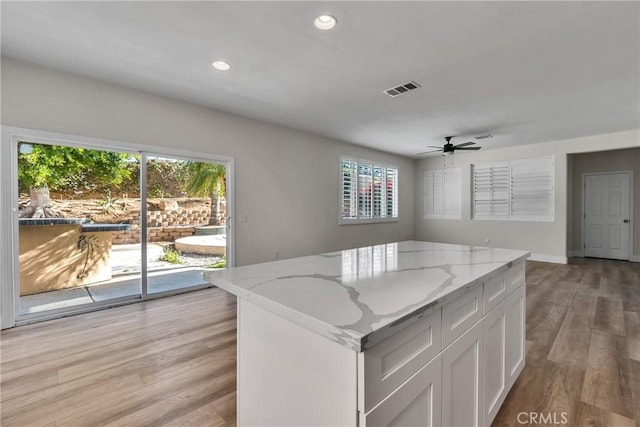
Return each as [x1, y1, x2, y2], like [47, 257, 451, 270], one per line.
[527, 253, 568, 264]
[567, 252, 640, 262]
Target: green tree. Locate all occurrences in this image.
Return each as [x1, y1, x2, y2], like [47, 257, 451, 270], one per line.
[18, 142, 134, 194]
[185, 162, 226, 225]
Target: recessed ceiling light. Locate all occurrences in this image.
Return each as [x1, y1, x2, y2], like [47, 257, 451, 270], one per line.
[314, 15, 337, 30]
[212, 61, 231, 71]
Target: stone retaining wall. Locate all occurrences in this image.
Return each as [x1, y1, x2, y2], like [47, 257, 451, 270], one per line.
[111, 226, 196, 244]
[129, 208, 211, 227]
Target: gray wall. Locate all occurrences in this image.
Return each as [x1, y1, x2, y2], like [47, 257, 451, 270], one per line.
[0, 57, 416, 266]
[569, 147, 640, 255]
[415, 130, 640, 262]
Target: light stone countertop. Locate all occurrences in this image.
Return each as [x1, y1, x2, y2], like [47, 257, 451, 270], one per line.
[204, 240, 530, 352]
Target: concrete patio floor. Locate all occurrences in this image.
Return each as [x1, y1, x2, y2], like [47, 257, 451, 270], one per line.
[20, 267, 213, 315]
[19, 241, 225, 315]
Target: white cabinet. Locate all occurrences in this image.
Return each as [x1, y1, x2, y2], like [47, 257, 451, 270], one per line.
[505, 284, 526, 388]
[483, 282, 526, 426]
[360, 308, 442, 412]
[442, 320, 484, 427]
[483, 294, 507, 425]
[362, 355, 442, 427]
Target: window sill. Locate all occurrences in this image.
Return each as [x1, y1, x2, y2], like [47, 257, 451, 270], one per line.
[339, 218, 399, 226]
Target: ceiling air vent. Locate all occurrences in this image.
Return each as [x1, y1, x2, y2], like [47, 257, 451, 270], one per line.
[474, 134, 493, 140]
[384, 81, 421, 97]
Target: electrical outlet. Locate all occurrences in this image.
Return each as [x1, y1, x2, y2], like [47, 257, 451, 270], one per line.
[484, 238, 490, 244]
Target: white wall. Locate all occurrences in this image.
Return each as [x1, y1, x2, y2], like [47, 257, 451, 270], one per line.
[569, 147, 640, 258]
[415, 129, 640, 263]
[0, 57, 416, 266]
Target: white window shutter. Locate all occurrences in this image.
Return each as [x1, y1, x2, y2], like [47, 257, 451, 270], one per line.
[490, 164, 510, 218]
[443, 168, 462, 218]
[473, 156, 554, 221]
[423, 170, 435, 217]
[373, 166, 385, 218]
[386, 167, 398, 218]
[432, 170, 443, 217]
[341, 160, 358, 220]
[357, 163, 373, 219]
[424, 168, 461, 219]
[341, 158, 398, 223]
[510, 157, 553, 221]
[473, 165, 493, 218]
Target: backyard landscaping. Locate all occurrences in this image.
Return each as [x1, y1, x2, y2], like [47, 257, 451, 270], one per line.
[17, 142, 227, 314]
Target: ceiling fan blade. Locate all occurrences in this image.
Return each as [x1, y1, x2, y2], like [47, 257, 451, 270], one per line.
[426, 145, 444, 148]
[416, 149, 443, 155]
[454, 141, 475, 148]
[454, 147, 481, 150]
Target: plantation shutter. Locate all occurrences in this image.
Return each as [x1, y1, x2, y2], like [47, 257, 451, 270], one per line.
[443, 168, 462, 218]
[424, 168, 461, 219]
[340, 158, 398, 222]
[341, 160, 357, 220]
[358, 163, 373, 219]
[373, 166, 385, 218]
[473, 164, 492, 218]
[423, 171, 435, 217]
[473, 163, 509, 219]
[386, 167, 398, 218]
[510, 157, 553, 221]
[491, 164, 510, 218]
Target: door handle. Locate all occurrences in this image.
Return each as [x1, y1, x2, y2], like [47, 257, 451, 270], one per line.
[623, 219, 629, 224]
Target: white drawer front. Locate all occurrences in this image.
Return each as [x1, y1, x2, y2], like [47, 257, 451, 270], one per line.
[362, 355, 442, 427]
[483, 271, 508, 314]
[361, 308, 442, 412]
[508, 261, 525, 291]
[442, 285, 483, 348]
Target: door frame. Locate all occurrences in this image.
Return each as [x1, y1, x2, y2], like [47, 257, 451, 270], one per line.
[1, 125, 235, 328]
[581, 170, 634, 260]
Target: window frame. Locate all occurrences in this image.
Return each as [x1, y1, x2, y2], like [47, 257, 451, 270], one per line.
[339, 156, 399, 225]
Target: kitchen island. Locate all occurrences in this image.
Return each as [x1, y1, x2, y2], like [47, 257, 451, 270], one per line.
[204, 241, 529, 427]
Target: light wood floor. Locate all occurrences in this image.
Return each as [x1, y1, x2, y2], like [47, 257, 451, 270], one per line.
[1, 289, 238, 427]
[1, 258, 639, 426]
[493, 258, 640, 427]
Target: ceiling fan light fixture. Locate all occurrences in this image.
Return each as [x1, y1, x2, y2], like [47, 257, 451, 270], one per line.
[443, 151, 454, 156]
[314, 15, 337, 30]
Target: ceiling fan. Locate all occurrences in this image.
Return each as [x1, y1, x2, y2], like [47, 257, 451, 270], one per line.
[417, 136, 482, 156]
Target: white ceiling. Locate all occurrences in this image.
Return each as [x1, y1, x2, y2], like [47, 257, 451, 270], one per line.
[2, 1, 639, 157]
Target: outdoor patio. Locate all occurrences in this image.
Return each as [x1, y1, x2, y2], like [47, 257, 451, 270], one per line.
[20, 242, 225, 315]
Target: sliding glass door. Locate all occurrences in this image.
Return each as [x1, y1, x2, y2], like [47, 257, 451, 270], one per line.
[16, 141, 142, 316]
[15, 139, 229, 321]
[144, 154, 227, 296]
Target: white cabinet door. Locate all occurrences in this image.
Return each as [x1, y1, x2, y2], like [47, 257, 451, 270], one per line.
[442, 320, 484, 427]
[362, 355, 442, 427]
[483, 298, 507, 426]
[505, 284, 526, 389]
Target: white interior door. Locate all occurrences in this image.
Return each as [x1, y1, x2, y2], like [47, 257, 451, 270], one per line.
[584, 173, 631, 260]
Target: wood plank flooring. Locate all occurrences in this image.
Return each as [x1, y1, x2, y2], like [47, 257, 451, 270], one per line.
[1, 258, 639, 426]
[493, 258, 640, 427]
[1, 289, 238, 427]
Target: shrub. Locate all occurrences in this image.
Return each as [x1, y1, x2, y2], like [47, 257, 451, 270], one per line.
[159, 245, 182, 264]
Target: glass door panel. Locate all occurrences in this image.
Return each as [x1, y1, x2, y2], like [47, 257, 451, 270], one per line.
[144, 155, 227, 295]
[17, 141, 142, 316]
